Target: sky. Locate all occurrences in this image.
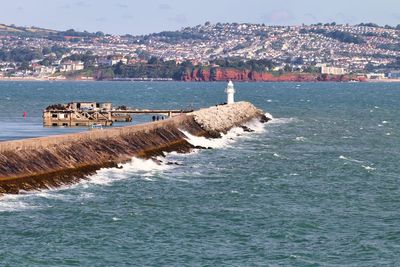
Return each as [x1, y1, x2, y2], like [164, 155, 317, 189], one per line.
[0, 0, 399, 35]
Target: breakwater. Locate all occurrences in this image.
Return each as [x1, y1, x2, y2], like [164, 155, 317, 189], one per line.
[0, 102, 269, 194]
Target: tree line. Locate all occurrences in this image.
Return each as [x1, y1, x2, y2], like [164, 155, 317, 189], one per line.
[303, 29, 365, 44]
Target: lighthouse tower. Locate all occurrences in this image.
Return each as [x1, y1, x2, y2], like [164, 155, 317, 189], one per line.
[225, 80, 235, 104]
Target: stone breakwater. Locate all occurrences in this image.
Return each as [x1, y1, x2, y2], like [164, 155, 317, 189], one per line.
[0, 102, 269, 194]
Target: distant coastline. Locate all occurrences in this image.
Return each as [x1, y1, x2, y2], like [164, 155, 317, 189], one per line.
[1, 22, 400, 85]
[1, 76, 399, 83]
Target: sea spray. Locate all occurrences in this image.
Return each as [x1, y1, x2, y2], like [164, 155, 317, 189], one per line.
[180, 118, 268, 150]
[0, 194, 40, 212]
[87, 157, 175, 185]
[243, 117, 269, 133]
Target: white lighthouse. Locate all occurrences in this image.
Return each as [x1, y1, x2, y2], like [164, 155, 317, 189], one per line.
[225, 80, 235, 104]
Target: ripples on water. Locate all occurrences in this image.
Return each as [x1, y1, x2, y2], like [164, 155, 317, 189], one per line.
[1, 82, 400, 266]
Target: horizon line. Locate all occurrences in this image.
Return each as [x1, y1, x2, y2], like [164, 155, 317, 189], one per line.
[1, 21, 399, 36]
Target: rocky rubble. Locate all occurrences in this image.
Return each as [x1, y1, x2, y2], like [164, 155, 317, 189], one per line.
[192, 101, 267, 134]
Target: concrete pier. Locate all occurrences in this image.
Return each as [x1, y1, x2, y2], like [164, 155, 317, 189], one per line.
[0, 102, 268, 194]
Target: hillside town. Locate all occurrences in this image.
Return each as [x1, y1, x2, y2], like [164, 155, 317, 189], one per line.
[0, 22, 399, 81]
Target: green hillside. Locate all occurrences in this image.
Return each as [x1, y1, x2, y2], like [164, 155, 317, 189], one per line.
[0, 23, 59, 37]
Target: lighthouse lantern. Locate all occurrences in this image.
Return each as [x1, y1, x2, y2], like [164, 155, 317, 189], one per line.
[225, 80, 235, 104]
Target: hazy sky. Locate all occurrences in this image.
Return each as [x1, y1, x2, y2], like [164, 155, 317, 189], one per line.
[1, 0, 399, 35]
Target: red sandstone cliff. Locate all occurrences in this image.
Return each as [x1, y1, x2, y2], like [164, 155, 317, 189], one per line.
[181, 67, 363, 82]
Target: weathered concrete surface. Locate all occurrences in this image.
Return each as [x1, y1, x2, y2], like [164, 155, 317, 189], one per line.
[0, 102, 267, 194]
[0, 115, 198, 153]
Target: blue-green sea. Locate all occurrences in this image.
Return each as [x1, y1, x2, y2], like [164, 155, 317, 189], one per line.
[0, 81, 400, 266]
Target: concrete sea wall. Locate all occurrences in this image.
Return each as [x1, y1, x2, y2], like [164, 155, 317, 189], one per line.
[0, 102, 268, 194]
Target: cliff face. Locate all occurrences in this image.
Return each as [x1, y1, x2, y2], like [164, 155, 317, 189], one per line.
[0, 102, 268, 194]
[181, 67, 362, 82]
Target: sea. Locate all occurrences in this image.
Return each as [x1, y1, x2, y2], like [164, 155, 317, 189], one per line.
[0, 81, 399, 266]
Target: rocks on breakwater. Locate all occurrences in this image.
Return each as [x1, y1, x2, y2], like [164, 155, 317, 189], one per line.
[192, 102, 267, 135]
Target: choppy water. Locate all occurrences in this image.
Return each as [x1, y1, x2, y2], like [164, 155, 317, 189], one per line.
[1, 81, 400, 266]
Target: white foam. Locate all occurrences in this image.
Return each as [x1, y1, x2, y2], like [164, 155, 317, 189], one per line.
[181, 117, 270, 150]
[0, 182, 98, 212]
[339, 155, 364, 163]
[6, 183, 82, 202]
[0, 195, 40, 213]
[181, 129, 236, 149]
[124, 157, 173, 173]
[295, 136, 306, 142]
[85, 157, 174, 186]
[264, 112, 274, 120]
[77, 192, 94, 200]
[168, 149, 201, 157]
[86, 169, 126, 185]
[362, 165, 376, 171]
[243, 118, 267, 133]
[340, 156, 376, 171]
[0, 152, 192, 203]
[267, 116, 297, 125]
[0, 116, 271, 201]
[272, 153, 288, 159]
[35, 191, 74, 201]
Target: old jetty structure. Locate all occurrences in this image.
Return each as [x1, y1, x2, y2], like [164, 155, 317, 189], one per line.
[44, 102, 192, 127]
[0, 83, 271, 194]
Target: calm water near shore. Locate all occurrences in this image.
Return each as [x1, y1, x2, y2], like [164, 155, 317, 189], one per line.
[1, 81, 400, 266]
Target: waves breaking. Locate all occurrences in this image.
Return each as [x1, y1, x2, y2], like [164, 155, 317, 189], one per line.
[0, 114, 271, 208]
